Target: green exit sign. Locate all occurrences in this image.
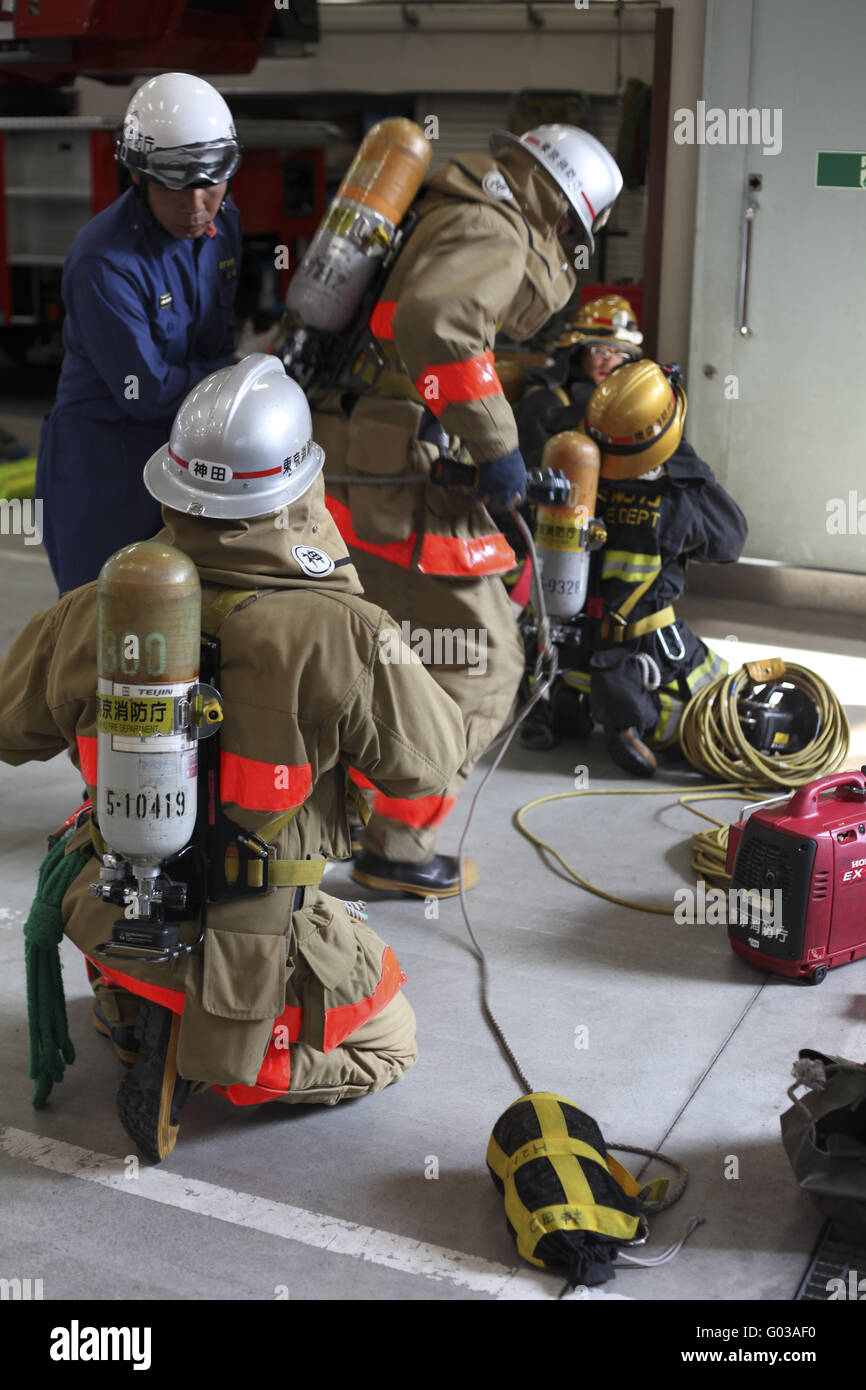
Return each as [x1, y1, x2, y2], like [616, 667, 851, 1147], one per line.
[816, 151, 866, 188]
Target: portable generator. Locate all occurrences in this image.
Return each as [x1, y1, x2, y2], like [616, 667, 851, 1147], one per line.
[726, 769, 866, 984]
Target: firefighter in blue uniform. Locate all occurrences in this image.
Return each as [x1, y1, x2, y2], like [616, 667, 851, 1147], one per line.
[564, 361, 748, 775]
[36, 72, 243, 594]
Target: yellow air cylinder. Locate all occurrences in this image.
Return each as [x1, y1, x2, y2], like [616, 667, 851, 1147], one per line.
[535, 431, 602, 618]
[285, 118, 432, 335]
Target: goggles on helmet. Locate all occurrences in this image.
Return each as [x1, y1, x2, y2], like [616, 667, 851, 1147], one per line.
[586, 345, 628, 362]
[590, 201, 615, 234]
[121, 137, 241, 190]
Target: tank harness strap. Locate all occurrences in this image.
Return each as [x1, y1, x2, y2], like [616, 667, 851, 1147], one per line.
[89, 818, 107, 857]
[619, 603, 677, 643]
[600, 563, 676, 644]
[346, 778, 372, 827]
[201, 587, 269, 633]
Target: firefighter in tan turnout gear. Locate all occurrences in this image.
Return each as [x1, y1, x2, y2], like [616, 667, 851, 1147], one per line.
[0, 356, 466, 1163]
[316, 124, 623, 896]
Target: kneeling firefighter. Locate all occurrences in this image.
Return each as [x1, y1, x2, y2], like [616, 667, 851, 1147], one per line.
[312, 123, 623, 895]
[0, 355, 466, 1162]
[572, 360, 748, 775]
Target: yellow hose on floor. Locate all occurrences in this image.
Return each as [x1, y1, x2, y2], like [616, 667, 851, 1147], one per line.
[514, 784, 754, 910]
[515, 660, 850, 907]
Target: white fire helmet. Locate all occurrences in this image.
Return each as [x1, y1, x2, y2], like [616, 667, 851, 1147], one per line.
[489, 124, 622, 252]
[144, 355, 325, 520]
[117, 72, 241, 190]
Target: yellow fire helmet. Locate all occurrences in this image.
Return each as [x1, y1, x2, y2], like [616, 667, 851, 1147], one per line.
[556, 293, 643, 355]
[584, 360, 687, 480]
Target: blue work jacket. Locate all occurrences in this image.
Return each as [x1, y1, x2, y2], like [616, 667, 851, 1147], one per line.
[37, 187, 241, 592]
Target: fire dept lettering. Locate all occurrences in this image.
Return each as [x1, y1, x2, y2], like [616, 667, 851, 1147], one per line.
[603, 489, 662, 531]
[96, 694, 175, 738]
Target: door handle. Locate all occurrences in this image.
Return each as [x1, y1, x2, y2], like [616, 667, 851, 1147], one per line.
[738, 201, 759, 337]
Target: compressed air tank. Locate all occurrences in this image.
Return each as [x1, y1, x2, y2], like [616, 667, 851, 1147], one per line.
[285, 118, 431, 334]
[96, 542, 200, 869]
[535, 431, 602, 618]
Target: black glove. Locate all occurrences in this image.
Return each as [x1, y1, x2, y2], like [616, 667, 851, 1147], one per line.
[430, 448, 527, 511]
[476, 448, 527, 511]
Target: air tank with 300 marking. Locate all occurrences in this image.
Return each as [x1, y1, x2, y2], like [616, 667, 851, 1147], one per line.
[96, 541, 201, 869]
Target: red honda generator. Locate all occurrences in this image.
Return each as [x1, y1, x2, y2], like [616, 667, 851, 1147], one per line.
[725, 770, 866, 985]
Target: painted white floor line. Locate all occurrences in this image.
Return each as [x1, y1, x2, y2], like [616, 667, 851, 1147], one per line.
[0, 1126, 628, 1301]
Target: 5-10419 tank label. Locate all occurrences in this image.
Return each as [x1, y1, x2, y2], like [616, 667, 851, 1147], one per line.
[102, 788, 188, 820]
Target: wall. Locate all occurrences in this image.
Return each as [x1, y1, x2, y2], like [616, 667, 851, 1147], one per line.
[656, 0, 707, 368]
[74, 5, 655, 123]
[74, 2, 707, 359]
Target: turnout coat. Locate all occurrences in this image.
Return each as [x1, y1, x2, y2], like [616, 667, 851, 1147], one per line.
[318, 147, 579, 581]
[0, 480, 466, 1099]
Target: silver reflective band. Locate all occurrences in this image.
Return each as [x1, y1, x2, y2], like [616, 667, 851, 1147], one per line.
[147, 140, 241, 190]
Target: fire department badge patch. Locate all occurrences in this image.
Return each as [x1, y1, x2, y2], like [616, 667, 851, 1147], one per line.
[292, 544, 335, 577]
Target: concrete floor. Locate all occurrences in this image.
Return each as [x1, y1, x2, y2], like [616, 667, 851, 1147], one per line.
[1, 528, 865, 1303]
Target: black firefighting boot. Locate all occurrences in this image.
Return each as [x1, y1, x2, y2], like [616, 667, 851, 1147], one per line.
[349, 822, 365, 854]
[352, 850, 480, 899]
[92, 999, 139, 1067]
[116, 1001, 190, 1163]
[606, 726, 657, 778]
[519, 697, 557, 750]
[551, 681, 594, 741]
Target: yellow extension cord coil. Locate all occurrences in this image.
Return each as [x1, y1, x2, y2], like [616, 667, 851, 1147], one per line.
[680, 660, 849, 884]
[678, 660, 850, 792]
[515, 661, 850, 904]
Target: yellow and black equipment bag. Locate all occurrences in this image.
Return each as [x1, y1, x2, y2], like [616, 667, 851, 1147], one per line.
[487, 1092, 658, 1288]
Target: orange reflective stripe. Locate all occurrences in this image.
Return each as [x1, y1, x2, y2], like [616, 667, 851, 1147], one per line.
[371, 791, 456, 828]
[76, 734, 98, 786]
[369, 299, 397, 341]
[324, 492, 417, 569]
[87, 959, 186, 1016]
[213, 1003, 303, 1104]
[415, 350, 502, 418]
[417, 530, 515, 577]
[508, 556, 533, 609]
[77, 734, 309, 816]
[212, 1080, 286, 1106]
[349, 768, 376, 791]
[322, 945, 407, 1053]
[220, 751, 311, 814]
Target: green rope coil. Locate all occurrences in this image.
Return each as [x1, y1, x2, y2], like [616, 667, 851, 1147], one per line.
[23, 831, 88, 1108]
